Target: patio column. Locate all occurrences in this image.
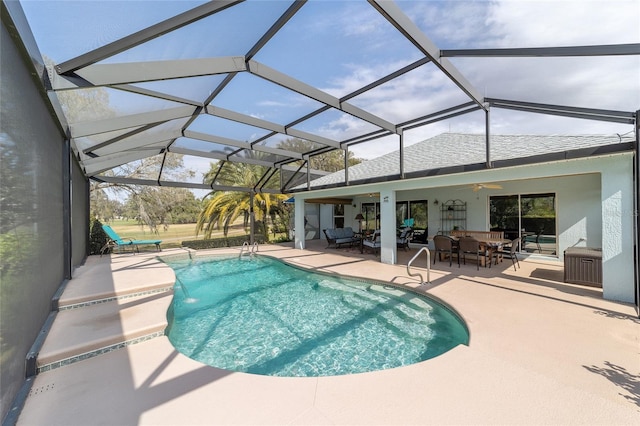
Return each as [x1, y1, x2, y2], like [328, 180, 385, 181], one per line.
[294, 198, 306, 249]
[379, 189, 397, 264]
[601, 162, 635, 302]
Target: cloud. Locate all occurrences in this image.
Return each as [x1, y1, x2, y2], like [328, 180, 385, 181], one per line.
[257, 100, 289, 108]
[316, 0, 639, 159]
[488, 0, 640, 46]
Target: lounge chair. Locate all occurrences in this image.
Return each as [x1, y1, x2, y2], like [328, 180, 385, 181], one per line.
[396, 228, 413, 251]
[100, 224, 162, 255]
[362, 230, 381, 255]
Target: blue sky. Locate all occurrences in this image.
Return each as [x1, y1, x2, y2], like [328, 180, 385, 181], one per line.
[20, 0, 640, 185]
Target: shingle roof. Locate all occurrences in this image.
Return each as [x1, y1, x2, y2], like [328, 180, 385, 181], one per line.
[302, 133, 634, 189]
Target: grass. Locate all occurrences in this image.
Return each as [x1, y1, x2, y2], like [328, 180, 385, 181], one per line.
[108, 219, 249, 249]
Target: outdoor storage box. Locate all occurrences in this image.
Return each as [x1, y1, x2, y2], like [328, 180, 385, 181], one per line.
[564, 247, 602, 287]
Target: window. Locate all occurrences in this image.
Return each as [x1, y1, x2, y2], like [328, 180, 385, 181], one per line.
[362, 200, 427, 235]
[334, 204, 345, 228]
[490, 193, 556, 255]
[409, 200, 428, 232]
[396, 200, 428, 230]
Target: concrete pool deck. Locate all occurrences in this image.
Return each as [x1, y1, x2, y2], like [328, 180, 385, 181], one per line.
[16, 242, 640, 425]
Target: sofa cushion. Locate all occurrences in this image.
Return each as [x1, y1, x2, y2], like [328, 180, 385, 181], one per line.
[325, 228, 337, 239]
[335, 228, 346, 239]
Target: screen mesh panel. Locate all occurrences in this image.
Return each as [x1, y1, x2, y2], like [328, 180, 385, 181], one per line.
[0, 20, 67, 419]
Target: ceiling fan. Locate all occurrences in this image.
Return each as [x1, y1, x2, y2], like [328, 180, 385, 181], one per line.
[469, 183, 503, 192]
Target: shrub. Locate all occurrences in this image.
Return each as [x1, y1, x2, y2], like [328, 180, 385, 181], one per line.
[181, 234, 268, 250]
[89, 218, 109, 255]
[271, 235, 292, 244]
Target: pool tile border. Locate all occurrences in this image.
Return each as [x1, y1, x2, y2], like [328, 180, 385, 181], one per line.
[37, 331, 165, 374]
[58, 286, 174, 311]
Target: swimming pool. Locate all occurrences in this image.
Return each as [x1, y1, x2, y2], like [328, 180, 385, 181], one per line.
[164, 254, 468, 377]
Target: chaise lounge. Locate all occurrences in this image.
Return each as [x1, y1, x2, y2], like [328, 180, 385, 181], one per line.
[100, 224, 162, 255]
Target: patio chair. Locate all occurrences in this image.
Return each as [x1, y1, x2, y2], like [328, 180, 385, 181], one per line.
[458, 236, 490, 270]
[534, 229, 543, 253]
[498, 237, 521, 271]
[396, 228, 413, 251]
[100, 224, 162, 255]
[362, 230, 381, 255]
[433, 235, 458, 267]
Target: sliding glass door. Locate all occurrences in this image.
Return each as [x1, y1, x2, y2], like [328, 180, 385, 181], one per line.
[361, 200, 428, 238]
[361, 203, 379, 232]
[490, 193, 557, 255]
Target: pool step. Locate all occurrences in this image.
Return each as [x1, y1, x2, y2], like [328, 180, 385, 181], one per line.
[37, 290, 174, 373]
[57, 254, 175, 308]
[36, 254, 177, 374]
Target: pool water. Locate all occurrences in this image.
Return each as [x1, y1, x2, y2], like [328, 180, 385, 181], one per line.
[164, 255, 468, 377]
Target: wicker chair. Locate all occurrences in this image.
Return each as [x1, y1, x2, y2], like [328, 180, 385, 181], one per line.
[458, 236, 490, 270]
[499, 237, 521, 271]
[433, 235, 458, 267]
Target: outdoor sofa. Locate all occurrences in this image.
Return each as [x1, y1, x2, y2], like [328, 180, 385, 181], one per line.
[323, 227, 360, 248]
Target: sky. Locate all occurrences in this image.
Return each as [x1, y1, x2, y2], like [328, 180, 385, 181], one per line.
[19, 0, 640, 191]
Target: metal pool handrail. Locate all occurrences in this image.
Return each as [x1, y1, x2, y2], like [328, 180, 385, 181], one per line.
[407, 247, 431, 285]
[239, 241, 259, 258]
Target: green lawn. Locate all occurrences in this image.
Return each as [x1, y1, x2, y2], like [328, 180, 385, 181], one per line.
[108, 220, 249, 249]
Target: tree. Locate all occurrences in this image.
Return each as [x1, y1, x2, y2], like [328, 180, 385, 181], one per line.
[0, 134, 35, 233]
[89, 154, 196, 231]
[197, 160, 288, 239]
[90, 187, 122, 222]
[45, 58, 198, 230]
[277, 138, 362, 172]
[122, 187, 202, 232]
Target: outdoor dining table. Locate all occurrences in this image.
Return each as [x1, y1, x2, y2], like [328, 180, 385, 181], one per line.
[476, 238, 511, 266]
[429, 235, 511, 267]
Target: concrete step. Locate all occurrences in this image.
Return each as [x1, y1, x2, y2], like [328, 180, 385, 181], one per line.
[36, 252, 179, 373]
[38, 290, 174, 373]
[58, 254, 176, 307]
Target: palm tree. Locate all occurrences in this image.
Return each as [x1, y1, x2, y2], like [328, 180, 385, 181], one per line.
[196, 159, 289, 240]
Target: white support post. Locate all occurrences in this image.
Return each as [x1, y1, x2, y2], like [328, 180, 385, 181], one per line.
[379, 189, 397, 264]
[294, 198, 306, 250]
[601, 163, 635, 302]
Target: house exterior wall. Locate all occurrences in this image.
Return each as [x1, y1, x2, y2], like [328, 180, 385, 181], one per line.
[296, 151, 634, 303]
